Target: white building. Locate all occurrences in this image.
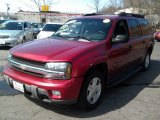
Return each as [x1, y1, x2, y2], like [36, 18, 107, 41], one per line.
[16, 11, 82, 23]
[115, 7, 147, 14]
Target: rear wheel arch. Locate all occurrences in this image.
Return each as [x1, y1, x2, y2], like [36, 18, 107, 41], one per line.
[142, 50, 151, 71]
[147, 46, 153, 55]
[22, 36, 26, 43]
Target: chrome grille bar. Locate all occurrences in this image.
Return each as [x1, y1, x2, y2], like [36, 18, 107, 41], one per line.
[7, 56, 63, 76]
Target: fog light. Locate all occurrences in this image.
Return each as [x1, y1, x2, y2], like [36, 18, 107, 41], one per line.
[3, 75, 9, 81]
[52, 90, 61, 96]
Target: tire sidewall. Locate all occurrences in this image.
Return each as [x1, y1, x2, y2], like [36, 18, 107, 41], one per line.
[143, 51, 151, 71]
[22, 37, 26, 43]
[79, 71, 104, 110]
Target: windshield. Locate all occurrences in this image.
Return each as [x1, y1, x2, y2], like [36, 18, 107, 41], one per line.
[0, 20, 7, 24]
[0, 22, 23, 30]
[42, 24, 62, 32]
[52, 18, 112, 41]
[32, 23, 43, 28]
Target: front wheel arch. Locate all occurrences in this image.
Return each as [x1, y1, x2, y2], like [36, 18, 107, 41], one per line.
[77, 70, 105, 110]
[84, 63, 108, 85]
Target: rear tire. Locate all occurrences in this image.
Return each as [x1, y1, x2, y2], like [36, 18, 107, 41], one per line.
[142, 51, 151, 71]
[78, 70, 104, 111]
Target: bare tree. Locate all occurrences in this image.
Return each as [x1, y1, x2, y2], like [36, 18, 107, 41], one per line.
[101, 0, 123, 14]
[89, 0, 101, 13]
[123, 0, 160, 14]
[101, 6, 118, 14]
[32, 0, 41, 11]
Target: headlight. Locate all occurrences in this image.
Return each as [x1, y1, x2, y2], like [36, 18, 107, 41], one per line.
[44, 62, 72, 80]
[7, 52, 12, 60]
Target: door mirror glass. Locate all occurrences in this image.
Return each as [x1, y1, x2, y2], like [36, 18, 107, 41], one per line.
[112, 35, 128, 43]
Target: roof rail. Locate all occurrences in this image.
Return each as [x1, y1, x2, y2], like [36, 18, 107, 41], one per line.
[83, 13, 102, 16]
[117, 12, 145, 18]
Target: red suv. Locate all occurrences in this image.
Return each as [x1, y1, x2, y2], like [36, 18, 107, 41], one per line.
[3, 13, 154, 110]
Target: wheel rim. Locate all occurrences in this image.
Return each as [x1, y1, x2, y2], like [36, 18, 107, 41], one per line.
[145, 54, 150, 69]
[87, 77, 102, 104]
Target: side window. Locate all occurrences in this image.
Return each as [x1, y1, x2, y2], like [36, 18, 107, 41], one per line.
[113, 20, 129, 38]
[128, 19, 141, 39]
[139, 19, 152, 36]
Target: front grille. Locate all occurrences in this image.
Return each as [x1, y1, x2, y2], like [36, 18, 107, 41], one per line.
[12, 66, 43, 78]
[0, 35, 9, 39]
[12, 56, 45, 68]
[8, 55, 47, 78]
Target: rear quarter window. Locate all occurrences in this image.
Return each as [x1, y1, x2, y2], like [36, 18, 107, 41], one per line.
[139, 19, 153, 36]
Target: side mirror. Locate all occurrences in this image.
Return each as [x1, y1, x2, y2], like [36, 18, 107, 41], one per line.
[39, 28, 42, 31]
[25, 27, 29, 30]
[112, 35, 128, 43]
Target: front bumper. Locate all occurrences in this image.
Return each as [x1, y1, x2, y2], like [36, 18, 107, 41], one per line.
[0, 38, 21, 47]
[3, 65, 83, 104]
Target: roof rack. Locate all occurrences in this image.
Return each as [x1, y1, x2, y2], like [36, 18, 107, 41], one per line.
[83, 12, 145, 18]
[117, 12, 145, 18]
[83, 13, 102, 16]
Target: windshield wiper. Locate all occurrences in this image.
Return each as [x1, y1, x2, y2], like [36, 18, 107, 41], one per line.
[51, 34, 68, 39]
[71, 36, 91, 41]
[51, 35, 91, 41]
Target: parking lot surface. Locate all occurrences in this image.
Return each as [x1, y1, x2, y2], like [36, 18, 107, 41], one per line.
[0, 42, 160, 120]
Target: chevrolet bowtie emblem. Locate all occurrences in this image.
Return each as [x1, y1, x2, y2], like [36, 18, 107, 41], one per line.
[19, 64, 27, 70]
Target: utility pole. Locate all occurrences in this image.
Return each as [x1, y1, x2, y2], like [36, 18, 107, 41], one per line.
[6, 3, 10, 18]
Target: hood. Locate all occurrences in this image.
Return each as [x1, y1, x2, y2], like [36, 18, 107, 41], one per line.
[10, 38, 94, 62]
[0, 30, 22, 36]
[37, 31, 55, 39]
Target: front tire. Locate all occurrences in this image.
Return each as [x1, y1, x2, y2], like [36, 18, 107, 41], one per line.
[78, 70, 104, 110]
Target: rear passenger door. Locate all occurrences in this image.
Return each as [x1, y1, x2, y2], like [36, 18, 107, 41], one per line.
[26, 22, 33, 40]
[24, 22, 33, 41]
[127, 19, 145, 64]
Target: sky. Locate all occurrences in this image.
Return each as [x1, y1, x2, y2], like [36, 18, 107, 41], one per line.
[0, 0, 107, 13]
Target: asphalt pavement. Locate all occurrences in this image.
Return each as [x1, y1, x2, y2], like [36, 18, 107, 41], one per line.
[0, 42, 160, 120]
